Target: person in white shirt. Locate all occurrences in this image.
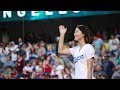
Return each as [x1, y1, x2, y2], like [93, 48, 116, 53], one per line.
[109, 34, 119, 54]
[58, 25, 95, 79]
[51, 60, 64, 79]
[23, 62, 32, 75]
[18, 37, 23, 47]
[9, 41, 19, 62]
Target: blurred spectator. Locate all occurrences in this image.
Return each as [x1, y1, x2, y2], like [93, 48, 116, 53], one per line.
[23, 62, 32, 76]
[29, 47, 38, 61]
[102, 54, 115, 79]
[4, 66, 13, 79]
[24, 42, 32, 61]
[51, 60, 64, 79]
[36, 41, 46, 60]
[96, 54, 104, 66]
[35, 60, 43, 73]
[93, 64, 107, 79]
[15, 53, 25, 78]
[109, 34, 119, 54]
[112, 65, 120, 79]
[96, 31, 103, 40]
[3, 54, 14, 68]
[46, 44, 56, 55]
[18, 37, 23, 48]
[9, 41, 19, 62]
[43, 55, 52, 74]
[2, 32, 9, 44]
[92, 35, 104, 55]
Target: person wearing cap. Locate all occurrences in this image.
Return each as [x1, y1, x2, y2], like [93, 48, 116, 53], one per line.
[15, 52, 25, 78]
[58, 25, 95, 79]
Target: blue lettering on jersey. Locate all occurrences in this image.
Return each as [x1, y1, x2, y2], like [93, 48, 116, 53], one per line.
[74, 55, 85, 63]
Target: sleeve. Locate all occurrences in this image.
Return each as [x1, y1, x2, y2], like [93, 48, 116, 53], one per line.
[69, 61, 75, 69]
[116, 38, 120, 44]
[23, 67, 26, 73]
[51, 69, 55, 75]
[109, 39, 112, 46]
[101, 39, 104, 45]
[110, 61, 115, 69]
[92, 41, 95, 46]
[85, 45, 95, 60]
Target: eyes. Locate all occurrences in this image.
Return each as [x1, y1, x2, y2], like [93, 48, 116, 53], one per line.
[75, 27, 82, 33]
[74, 29, 82, 35]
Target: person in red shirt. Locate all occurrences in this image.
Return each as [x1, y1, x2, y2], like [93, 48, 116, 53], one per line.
[43, 55, 52, 74]
[96, 31, 103, 40]
[15, 52, 25, 78]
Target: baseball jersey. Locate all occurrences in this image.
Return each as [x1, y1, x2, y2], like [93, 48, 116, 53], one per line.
[69, 44, 95, 79]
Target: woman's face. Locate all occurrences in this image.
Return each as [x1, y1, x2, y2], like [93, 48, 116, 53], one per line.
[66, 63, 71, 68]
[111, 35, 115, 39]
[32, 62, 36, 66]
[47, 56, 50, 61]
[6, 56, 10, 61]
[74, 27, 84, 41]
[31, 47, 35, 52]
[55, 60, 59, 66]
[27, 63, 30, 67]
[96, 65, 102, 71]
[39, 61, 43, 66]
[65, 68, 70, 74]
[17, 55, 21, 59]
[98, 56, 102, 61]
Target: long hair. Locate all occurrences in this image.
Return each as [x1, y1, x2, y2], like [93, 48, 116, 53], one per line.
[77, 25, 93, 44]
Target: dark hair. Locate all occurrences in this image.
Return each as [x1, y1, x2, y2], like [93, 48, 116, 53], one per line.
[111, 34, 116, 39]
[77, 25, 93, 44]
[7, 54, 11, 60]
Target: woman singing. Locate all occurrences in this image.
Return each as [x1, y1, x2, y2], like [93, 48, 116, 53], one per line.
[58, 25, 95, 79]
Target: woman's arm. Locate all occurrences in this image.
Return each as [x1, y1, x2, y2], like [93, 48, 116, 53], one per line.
[58, 25, 71, 55]
[87, 58, 94, 79]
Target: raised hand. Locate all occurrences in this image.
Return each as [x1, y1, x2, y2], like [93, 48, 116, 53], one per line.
[59, 25, 67, 34]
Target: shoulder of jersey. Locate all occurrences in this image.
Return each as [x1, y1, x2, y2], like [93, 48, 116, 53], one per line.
[73, 46, 79, 49]
[85, 44, 94, 49]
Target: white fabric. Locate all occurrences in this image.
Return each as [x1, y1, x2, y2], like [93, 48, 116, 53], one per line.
[51, 65, 64, 79]
[109, 38, 119, 51]
[4, 47, 10, 55]
[35, 65, 43, 73]
[0, 48, 3, 54]
[69, 44, 95, 79]
[10, 45, 19, 61]
[23, 66, 32, 74]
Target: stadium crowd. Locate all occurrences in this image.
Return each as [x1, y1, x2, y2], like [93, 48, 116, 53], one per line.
[0, 32, 120, 79]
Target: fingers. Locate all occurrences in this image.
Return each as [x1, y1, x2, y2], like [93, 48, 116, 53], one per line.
[65, 28, 67, 30]
[59, 25, 65, 29]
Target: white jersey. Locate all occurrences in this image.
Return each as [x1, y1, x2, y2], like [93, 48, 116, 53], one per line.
[69, 44, 95, 79]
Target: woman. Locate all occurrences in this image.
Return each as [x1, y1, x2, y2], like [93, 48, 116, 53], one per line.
[43, 55, 52, 74]
[58, 25, 95, 79]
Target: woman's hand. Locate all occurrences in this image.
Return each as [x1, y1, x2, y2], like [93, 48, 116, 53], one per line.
[59, 25, 67, 34]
